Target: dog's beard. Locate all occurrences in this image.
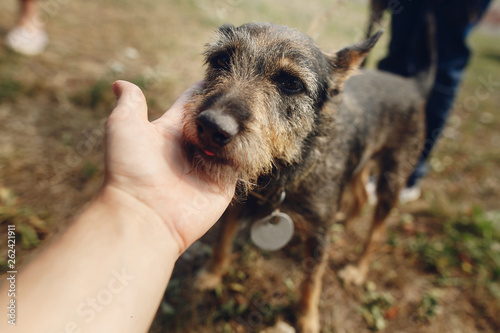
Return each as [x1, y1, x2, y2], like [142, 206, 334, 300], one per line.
[181, 113, 275, 196]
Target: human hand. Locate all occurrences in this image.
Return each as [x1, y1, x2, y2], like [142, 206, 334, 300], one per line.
[103, 80, 235, 255]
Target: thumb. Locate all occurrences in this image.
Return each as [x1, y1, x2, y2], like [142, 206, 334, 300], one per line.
[110, 80, 148, 122]
[154, 80, 204, 127]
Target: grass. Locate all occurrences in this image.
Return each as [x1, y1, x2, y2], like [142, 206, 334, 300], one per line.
[0, 0, 499, 332]
[0, 187, 50, 272]
[408, 206, 500, 301]
[0, 77, 22, 103]
[416, 291, 441, 322]
[358, 281, 395, 331]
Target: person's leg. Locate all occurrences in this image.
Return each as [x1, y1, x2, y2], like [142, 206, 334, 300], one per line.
[378, 0, 428, 77]
[377, 0, 429, 200]
[18, 0, 39, 26]
[6, 0, 48, 56]
[406, 0, 492, 188]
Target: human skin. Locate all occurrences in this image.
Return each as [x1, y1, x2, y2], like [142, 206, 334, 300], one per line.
[0, 80, 234, 332]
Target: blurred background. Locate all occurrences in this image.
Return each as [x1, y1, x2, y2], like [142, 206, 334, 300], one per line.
[0, 0, 499, 332]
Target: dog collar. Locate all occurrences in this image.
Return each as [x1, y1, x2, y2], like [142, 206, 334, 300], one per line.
[250, 188, 286, 209]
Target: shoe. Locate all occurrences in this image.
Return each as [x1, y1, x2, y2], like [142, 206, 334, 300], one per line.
[398, 183, 421, 204]
[366, 178, 377, 205]
[365, 179, 421, 205]
[5, 25, 48, 56]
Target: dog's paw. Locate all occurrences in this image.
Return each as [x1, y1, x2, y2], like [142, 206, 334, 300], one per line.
[338, 264, 367, 286]
[296, 313, 320, 333]
[261, 321, 296, 333]
[194, 269, 223, 291]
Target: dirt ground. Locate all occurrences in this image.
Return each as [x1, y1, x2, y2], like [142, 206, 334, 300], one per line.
[0, 0, 499, 332]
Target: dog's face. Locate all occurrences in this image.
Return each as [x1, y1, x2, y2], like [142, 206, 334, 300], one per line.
[182, 23, 381, 191]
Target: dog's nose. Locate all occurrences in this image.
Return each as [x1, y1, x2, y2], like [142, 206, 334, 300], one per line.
[196, 109, 239, 147]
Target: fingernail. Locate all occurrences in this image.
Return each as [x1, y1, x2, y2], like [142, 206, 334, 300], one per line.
[112, 81, 121, 98]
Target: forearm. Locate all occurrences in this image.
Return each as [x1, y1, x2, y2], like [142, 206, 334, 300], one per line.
[0, 186, 178, 333]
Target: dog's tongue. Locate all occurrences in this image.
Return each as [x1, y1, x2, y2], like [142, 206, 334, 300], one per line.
[203, 149, 215, 156]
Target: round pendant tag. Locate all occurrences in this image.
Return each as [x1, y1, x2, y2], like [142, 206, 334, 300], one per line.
[250, 212, 294, 251]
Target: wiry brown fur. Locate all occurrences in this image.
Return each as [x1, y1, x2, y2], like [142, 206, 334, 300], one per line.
[182, 23, 347, 194]
[182, 23, 426, 332]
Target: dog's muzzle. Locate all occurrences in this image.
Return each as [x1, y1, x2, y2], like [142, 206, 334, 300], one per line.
[196, 109, 239, 153]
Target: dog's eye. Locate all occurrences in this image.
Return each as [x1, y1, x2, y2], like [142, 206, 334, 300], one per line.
[276, 74, 304, 94]
[213, 54, 231, 70]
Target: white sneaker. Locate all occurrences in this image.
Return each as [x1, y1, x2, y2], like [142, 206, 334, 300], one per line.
[366, 179, 377, 205]
[398, 184, 421, 204]
[5, 25, 48, 56]
[365, 180, 421, 205]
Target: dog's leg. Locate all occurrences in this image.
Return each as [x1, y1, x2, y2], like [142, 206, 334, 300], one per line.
[339, 156, 402, 286]
[341, 163, 371, 224]
[297, 233, 329, 333]
[195, 205, 240, 291]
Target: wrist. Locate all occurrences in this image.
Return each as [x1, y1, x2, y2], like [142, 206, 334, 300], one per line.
[9, 184, 181, 333]
[95, 184, 183, 257]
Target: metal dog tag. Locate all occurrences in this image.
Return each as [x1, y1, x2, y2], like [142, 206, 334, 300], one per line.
[251, 211, 294, 251]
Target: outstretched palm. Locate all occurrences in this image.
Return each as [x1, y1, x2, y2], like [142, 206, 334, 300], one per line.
[104, 81, 234, 253]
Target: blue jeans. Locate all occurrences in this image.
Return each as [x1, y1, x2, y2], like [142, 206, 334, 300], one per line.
[378, 0, 491, 187]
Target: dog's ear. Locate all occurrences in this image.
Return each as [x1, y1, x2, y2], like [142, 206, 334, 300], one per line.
[218, 24, 236, 36]
[326, 30, 383, 84]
